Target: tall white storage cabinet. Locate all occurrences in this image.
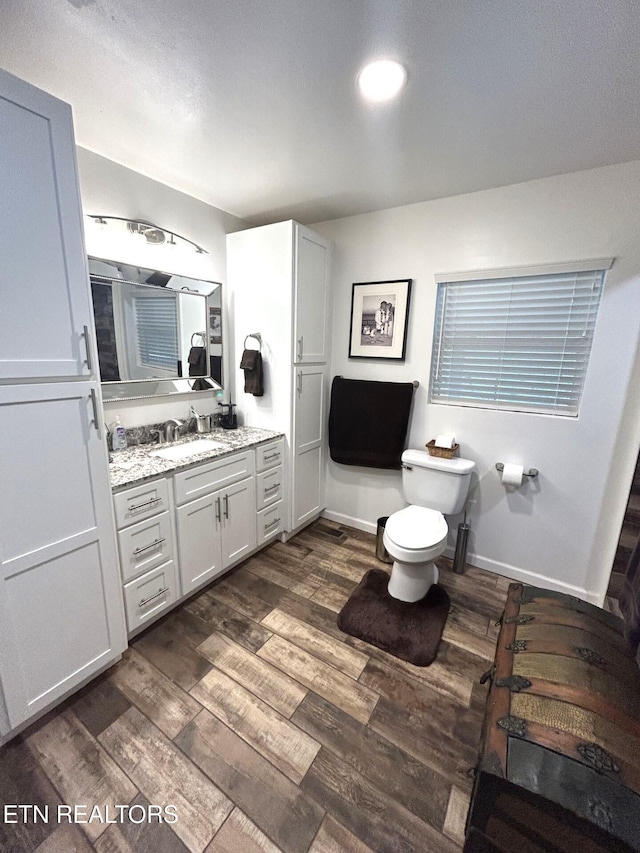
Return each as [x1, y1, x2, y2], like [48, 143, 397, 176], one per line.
[0, 70, 126, 740]
[227, 221, 331, 536]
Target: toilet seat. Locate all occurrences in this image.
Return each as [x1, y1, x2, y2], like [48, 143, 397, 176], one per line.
[384, 505, 448, 550]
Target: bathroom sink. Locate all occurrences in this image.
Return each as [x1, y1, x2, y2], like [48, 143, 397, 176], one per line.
[150, 439, 226, 461]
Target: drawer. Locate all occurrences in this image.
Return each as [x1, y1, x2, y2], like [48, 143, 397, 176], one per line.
[257, 501, 283, 545]
[174, 450, 255, 505]
[117, 510, 175, 583]
[256, 438, 285, 473]
[123, 560, 178, 634]
[256, 465, 283, 510]
[113, 478, 170, 529]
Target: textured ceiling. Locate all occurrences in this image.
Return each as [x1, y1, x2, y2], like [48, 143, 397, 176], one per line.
[1, 0, 639, 225]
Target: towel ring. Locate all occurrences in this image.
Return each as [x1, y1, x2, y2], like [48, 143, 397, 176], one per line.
[244, 332, 262, 351]
[191, 331, 206, 347]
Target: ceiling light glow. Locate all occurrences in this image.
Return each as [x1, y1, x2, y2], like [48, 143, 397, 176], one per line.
[358, 59, 406, 102]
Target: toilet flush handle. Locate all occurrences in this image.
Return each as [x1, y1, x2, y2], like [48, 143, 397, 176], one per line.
[401, 463, 413, 470]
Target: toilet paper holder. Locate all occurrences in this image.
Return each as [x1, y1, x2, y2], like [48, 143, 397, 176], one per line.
[495, 462, 538, 478]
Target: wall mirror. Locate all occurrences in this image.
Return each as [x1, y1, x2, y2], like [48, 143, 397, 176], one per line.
[89, 257, 223, 401]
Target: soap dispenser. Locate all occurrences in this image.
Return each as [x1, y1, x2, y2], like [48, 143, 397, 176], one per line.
[111, 416, 128, 451]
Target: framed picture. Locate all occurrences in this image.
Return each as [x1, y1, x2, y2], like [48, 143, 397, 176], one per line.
[209, 306, 222, 344]
[348, 279, 412, 360]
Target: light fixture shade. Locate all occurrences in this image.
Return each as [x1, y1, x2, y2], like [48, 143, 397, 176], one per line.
[358, 59, 407, 102]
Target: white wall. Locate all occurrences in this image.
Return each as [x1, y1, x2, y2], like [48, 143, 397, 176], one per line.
[76, 147, 247, 426]
[313, 162, 640, 604]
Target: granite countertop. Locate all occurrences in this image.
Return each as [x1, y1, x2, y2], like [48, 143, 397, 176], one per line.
[109, 426, 284, 490]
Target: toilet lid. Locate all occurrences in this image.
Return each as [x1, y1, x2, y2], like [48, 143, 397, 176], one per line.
[385, 505, 448, 550]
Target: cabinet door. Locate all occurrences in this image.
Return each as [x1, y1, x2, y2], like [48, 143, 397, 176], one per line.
[0, 69, 93, 380]
[176, 492, 223, 594]
[0, 382, 126, 729]
[293, 225, 330, 364]
[292, 366, 327, 529]
[221, 477, 257, 567]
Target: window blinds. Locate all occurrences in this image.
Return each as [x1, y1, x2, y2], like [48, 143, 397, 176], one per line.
[134, 294, 178, 370]
[429, 268, 606, 416]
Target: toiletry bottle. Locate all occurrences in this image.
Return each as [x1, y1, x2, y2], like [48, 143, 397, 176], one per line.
[111, 416, 127, 451]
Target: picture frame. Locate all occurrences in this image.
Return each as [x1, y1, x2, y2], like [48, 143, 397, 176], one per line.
[209, 306, 222, 344]
[348, 279, 412, 360]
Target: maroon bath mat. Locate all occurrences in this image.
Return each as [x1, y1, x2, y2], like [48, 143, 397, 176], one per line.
[337, 568, 450, 666]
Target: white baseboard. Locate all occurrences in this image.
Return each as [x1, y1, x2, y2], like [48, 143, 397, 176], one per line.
[321, 510, 377, 535]
[325, 511, 598, 605]
[457, 551, 599, 605]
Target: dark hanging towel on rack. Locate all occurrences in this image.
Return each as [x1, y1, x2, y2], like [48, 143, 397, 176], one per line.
[328, 376, 415, 469]
[188, 346, 209, 390]
[240, 348, 264, 396]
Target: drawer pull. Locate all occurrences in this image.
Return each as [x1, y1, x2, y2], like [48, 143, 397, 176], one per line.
[263, 452, 280, 461]
[264, 517, 281, 531]
[264, 482, 281, 493]
[138, 586, 169, 608]
[133, 537, 165, 557]
[129, 497, 162, 512]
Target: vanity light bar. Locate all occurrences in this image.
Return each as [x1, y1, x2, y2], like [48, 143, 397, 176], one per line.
[89, 215, 208, 255]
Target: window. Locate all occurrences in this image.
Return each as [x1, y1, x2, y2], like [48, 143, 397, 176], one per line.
[429, 260, 612, 417]
[133, 293, 178, 371]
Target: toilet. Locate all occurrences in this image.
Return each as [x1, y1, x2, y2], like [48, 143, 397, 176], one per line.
[383, 449, 476, 602]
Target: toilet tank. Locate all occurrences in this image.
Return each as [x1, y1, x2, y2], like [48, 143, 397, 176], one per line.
[401, 449, 475, 514]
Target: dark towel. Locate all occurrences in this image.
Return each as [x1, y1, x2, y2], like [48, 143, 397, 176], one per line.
[188, 345, 209, 391]
[328, 376, 414, 469]
[240, 348, 264, 396]
[188, 346, 207, 376]
[620, 534, 640, 670]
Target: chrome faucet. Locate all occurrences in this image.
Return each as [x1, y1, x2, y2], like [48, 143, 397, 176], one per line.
[164, 418, 184, 442]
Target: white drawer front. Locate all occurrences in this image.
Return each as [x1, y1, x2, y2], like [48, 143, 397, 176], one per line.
[174, 450, 255, 505]
[123, 560, 178, 634]
[113, 478, 170, 529]
[256, 465, 283, 510]
[256, 438, 284, 473]
[257, 501, 283, 545]
[118, 511, 174, 583]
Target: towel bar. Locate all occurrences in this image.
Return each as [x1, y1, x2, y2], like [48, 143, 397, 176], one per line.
[336, 375, 419, 388]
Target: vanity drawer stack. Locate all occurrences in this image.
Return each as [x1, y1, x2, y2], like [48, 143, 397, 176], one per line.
[256, 437, 285, 544]
[112, 478, 179, 633]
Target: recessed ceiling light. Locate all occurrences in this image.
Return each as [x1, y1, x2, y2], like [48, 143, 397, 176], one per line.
[358, 59, 407, 103]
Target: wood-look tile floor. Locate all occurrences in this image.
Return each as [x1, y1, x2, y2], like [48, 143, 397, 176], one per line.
[0, 520, 510, 853]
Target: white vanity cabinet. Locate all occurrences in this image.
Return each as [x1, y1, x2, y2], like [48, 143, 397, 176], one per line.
[175, 449, 257, 595]
[0, 70, 126, 741]
[227, 221, 331, 538]
[113, 478, 179, 633]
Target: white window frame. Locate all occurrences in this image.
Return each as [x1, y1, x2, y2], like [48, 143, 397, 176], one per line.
[429, 258, 613, 417]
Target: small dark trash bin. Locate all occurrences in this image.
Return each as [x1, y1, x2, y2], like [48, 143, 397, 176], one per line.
[376, 516, 393, 563]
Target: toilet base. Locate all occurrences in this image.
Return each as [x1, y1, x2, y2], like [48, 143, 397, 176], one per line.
[387, 559, 439, 603]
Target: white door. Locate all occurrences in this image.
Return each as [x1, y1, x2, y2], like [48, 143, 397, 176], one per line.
[0, 382, 126, 728]
[0, 69, 94, 380]
[292, 366, 327, 529]
[221, 477, 257, 567]
[293, 225, 330, 364]
[176, 492, 223, 593]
